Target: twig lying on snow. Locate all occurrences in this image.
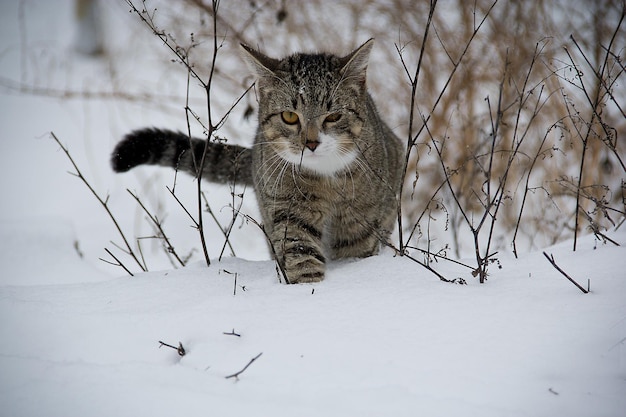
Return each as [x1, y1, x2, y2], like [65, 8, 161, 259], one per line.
[220, 269, 241, 296]
[158, 341, 186, 356]
[223, 329, 241, 337]
[225, 352, 262, 380]
[542, 252, 589, 294]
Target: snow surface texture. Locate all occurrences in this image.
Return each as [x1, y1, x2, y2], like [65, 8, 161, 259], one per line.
[1, 2, 625, 416]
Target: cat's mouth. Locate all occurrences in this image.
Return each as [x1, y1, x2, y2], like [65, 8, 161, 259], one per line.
[280, 133, 357, 176]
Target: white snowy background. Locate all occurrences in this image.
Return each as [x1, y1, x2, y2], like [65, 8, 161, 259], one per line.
[0, 1, 625, 416]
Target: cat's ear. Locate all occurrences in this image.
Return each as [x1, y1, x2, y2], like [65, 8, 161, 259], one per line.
[339, 38, 374, 82]
[240, 44, 280, 78]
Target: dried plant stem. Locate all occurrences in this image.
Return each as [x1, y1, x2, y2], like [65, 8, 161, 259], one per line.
[51, 132, 146, 273]
[238, 211, 290, 284]
[128, 0, 214, 266]
[511, 123, 557, 258]
[192, 0, 223, 267]
[218, 190, 245, 261]
[400, 251, 466, 285]
[570, 10, 626, 172]
[167, 186, 200, 229]
[562, 10, 626, 250]
[100, 248, 134, 277]
[201, 192, 236, 258]
[127, 189, 186, 267]
[396, 0, 438, 254]
[395, 0, 498, 283]
[542, 252, 589, 294]
[405, 245, 474, 271]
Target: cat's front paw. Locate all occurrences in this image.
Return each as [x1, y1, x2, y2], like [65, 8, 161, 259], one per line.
[273, 236, 326, 284]
[282, 250, 326, 284]
[288, 271, 325, 284]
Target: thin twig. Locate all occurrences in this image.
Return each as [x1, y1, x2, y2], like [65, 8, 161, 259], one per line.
[396, 0, 438, 254]
[512, 118, 567, 257]
[191, 0, 223, 267]
[221, 269, 240, 296]
[542, 252, 589, 294]
[219, 190, 246, 261]
[127, 189, 186, 267]
[202, 192, 236, 258]
[239, 212, 290, 284]
[404, 245, 474, 270]
[100, 248, 134, 277]
[51, 132, 146, 272]
[166, 186, 197, 225]
[158, 341, 186, 356]
[595, 231, 620, 246]
[225, 352, 263, 380]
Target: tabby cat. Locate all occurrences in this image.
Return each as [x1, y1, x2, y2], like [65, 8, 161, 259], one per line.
[111, 39, 404, 283]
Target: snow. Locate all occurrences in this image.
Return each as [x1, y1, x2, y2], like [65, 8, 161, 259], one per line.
[1, 1, 625, 417]
[1, 221, 625, 416]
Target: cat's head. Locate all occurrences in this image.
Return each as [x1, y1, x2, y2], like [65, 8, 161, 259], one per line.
[241, 39, 374, 176]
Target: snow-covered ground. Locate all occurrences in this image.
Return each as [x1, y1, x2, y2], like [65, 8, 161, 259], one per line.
[1, 1, 624, 416]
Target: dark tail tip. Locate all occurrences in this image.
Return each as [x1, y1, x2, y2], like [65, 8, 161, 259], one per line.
[110, 128, 163, 173]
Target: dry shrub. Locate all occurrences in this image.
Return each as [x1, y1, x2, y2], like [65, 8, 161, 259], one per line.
[146, 0, 623, 258]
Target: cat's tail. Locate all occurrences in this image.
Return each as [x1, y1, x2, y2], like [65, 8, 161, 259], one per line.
[111, 128, 253, 186]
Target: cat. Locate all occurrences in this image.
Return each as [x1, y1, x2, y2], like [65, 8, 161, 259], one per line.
[111, 39, 404, 283]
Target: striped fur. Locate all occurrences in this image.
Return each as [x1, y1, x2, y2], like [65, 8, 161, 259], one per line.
[111, 128, 252, 185]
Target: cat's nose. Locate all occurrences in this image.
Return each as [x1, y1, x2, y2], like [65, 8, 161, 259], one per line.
[303, 123, 320, 151]
[305, 140, 320, 152]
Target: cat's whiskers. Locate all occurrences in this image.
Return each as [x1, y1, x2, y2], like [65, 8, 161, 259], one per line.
[273, 158, 291, 195]
[289, 163, 308, 199]
[257, 154, 291, 197]
[256, 151, 284, 181]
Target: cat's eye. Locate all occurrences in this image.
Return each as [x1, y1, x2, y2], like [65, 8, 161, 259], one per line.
[324, 113, 342, 123]
[281, 111, 299, 125]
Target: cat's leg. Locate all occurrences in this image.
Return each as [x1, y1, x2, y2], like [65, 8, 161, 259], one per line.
[265, 202, 328, 284]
